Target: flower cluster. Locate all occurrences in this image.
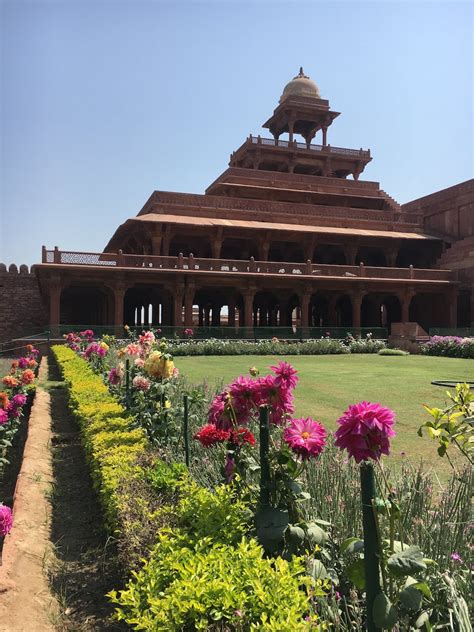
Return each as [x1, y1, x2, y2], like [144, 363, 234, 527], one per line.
[208, 361, 298, 431]
[0, 347, 39, 426]
[183, 328, 194, 338]
[84, 341, 109, 359]
[64, 330, 95, 352]
[422, 335, 474, 359]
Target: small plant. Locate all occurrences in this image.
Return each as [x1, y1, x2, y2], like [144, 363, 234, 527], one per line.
[378, 348, 409, 356]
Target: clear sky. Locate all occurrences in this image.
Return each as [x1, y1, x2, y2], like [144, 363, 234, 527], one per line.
[1, 0, 472, 267]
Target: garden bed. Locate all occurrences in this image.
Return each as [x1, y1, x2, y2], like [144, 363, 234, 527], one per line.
[49, 330, 472, 631]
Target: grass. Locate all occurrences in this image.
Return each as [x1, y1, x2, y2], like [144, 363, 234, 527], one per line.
[177, 354, 473, 474]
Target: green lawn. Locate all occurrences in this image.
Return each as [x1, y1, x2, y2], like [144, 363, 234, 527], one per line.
[177, 354, 473, 474]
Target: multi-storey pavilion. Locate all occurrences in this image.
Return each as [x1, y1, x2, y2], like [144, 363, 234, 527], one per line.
[35, 69, 467, 335]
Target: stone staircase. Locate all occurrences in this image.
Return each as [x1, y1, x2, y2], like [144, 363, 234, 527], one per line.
[437, 235, 474, 270]
[380, 189, 402, 213]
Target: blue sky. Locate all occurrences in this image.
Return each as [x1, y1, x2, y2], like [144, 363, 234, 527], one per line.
[1, 0, 472, 266]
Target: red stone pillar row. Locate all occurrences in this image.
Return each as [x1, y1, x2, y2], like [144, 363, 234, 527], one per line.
[184, 283, 195, 327]
[173, 283, 185, 327]
[351, 291, 364, 329]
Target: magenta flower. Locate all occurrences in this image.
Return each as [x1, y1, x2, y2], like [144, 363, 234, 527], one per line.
[270, 361, 299, 390]
[334, 401, 396, 463]
[284, 417, 327, 459]
[450, 552, 463, 563]
[11, 394, 27, 407]
[108, 368, 121, 385]
[0, 504, 13, 536]
[0, 409, 9, 425]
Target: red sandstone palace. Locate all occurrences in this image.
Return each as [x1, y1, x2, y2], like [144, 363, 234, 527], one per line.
[2, 69, 474, 340]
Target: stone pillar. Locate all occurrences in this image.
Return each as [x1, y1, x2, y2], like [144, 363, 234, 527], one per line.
[300, 292, 310, 328]
[184, 284, 195, 327]
[243, 289, 255, 329]
[228, 296, 236, 328]
[258, 239, 270, 262]
[351, 291, 363, 329]
[400, 291, 413, 324]
[212, 304, 221, 326]
[151, 231, 162, 256]
[173, 284, 184, 327]
[327, 295, 338, 326]
[204, 306, 211, 327]
[322, 127, 328, 147]
[198, 306, 204, 327]
[162, 225, 171, 256]
[386, 247, 399, 268]
[345, 244, 358, 266]
[113, 286, 126, 334]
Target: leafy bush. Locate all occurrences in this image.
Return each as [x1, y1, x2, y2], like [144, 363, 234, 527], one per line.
[421, 335, 474, 358]
[110, 534, 326, 631]
[378, 348, 409, 356]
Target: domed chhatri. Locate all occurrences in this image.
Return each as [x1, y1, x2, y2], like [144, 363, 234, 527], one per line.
[279, 67, 321, 103]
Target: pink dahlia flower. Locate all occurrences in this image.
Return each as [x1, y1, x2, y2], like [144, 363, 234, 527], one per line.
[11, 394, 27, 407]
[270, 361, 299, 390]
[0, 504, 13, 536]
[283, 417, 327, 459]
[334, 401, 396, 463]
[134, 358, 145, 369]
[0, 409, 9, 425]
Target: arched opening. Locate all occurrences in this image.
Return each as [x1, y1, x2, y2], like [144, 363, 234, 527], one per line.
[221, 237, 259, 260]
[336, 294, 352, 327]
[124, 286, 173, 327]
[396, 247, 429, 268]
[409, 293, 447, 331]
[313, 245, 346, 265]
[60, 285, 112, 326]
[356, 247, 387, 267]
[310, 293, 329, 326]
[169, 234, 212, 258]
[268, 242, 304, 262]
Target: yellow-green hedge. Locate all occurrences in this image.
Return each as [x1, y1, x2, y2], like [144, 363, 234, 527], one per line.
[52, 346, 147, 531]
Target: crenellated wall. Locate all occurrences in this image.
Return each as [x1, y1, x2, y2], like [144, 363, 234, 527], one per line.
[0, 264, 48, 342]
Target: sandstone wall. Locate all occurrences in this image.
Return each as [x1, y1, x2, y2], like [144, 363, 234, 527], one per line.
[402, 179, 474, 241]
[0, 264, 48, 342]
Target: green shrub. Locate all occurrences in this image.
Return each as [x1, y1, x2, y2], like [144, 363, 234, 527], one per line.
[378, 348, 409, 356]
[110, 534, 326, 631]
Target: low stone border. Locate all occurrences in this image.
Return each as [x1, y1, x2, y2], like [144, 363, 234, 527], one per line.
[0, 358, 58, 631]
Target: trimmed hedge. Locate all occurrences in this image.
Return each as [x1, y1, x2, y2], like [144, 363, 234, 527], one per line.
[52, 345, 147, 530]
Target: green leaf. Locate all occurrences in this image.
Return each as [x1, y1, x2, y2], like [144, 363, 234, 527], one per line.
[285, 524, 305, 547]
[373, 591, 399, 629]
[399, 585, 423, 611]
[345, 558, 365, 590]
[304, 522, 327, 547]
[387, 546, 427, 577]
[414, 611, 430, 629]
[341, 537, 364, 554]
[308, 559, 328, 580]
[412, 581, 432, 599]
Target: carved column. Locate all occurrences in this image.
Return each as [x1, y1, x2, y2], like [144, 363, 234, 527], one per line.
[113, 285, 126, 334]
[173, 283, 184, 327]
[299, 290, 311, 329]
[258, 239, 270, 262]
[162, 225, 172, 256]
[243, 289, 255, 329]
[351, 290, 364, 329]
[184, 283, 195, 327]
[211, 227, 223, 259]
[345, 244, 359, 266]
[322, 127, 328, 147]
[386, 247, 399, 268]
[228, 296, 236, 328]
[400, 290, 414, 324]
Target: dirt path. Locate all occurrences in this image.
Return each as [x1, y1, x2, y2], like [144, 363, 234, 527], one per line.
[0, 356, 126, 631]
[0, 358, 58, 631]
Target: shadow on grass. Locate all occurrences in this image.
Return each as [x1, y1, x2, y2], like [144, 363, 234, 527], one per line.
[47, 354, 127, 631]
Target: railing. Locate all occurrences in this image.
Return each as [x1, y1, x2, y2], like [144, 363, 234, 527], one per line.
[149, 191, 422, 226]
[41, 248, 454, 282]
[249, 135, 370, 158]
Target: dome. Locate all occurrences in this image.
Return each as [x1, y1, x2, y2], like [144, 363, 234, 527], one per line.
[279, 67, 320, 103]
